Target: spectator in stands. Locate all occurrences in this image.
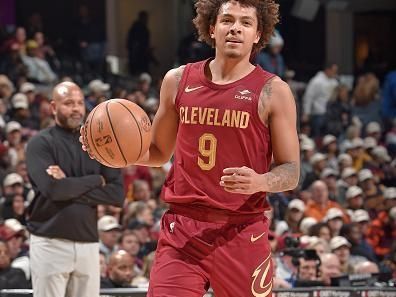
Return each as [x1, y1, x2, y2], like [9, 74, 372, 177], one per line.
[325, 84, 352, 137]
[33, 31, 59, 70]
[2, 173, 24, 197]
[9, 92, 39, 131]
[352, 73, 381, 127]
[20, 82, 41, 126]
[345, 186, 364, 214]
[122, 164, 152, 199]
[275, 245, 299, 282]
[309, 222, 331, 243]
[320, 253, 342, 286]
[363, 137, 377, 157]
[322, 135, 338, 169]
[100, 250, 135, 288]
[299, 137, 315, 190]
[38, 98, 54, 129]
[302, 62, 339, 138]
[367, 202, 396, 260]
[0, 240, 30, 289]
[0, 144, 10, 184]
[2, 194, 26, 225]
[368, 146, 394, 186]
[302, 153, 327, 190]
[118, 230, 142, 270]
[350, 138, 371, 171]
[132, 179, 151, 202]
[295, 256, 320, 286]
[4, 121, 25, 167]
[126, 89, 147, 107]
[384, 188, 396, 210]
[126, 201, 154, 229]
[341, 223, 377, 262]
[137, 73, 156, 98]
[358, 169, 385, 217]
[98, 215, 122, 259]
[330, 236, 366, 274]
[365, 122, 382, 143]
[256, 29, 285, 78]
[131, 251, 156, 287]
[0, 75, 15, 105]
[354, 261, 379, 274]
[1, 27, 27, 56]
[305, 180, 344, 221]
[275, 199, 305, 235]
[272, 255, 292, 289]
[320, 168, 339, 201]
[324, 208, 346, 237]
[21, 40, 57, 85]
[337, 167, 358, 206]
[2, 219, 30, 280]
[337, 153, 353, 176]
[351, 209, 370, 236]
[381, 70, 396, 126]
[0, 44, 28, 83]
[305, 237, 330, 255]
[85, 79, 109, 112]
[128, 220, 156, 259]
[268, 190, 295, 222]
[299, 217, 318, 235]
[99, 251, 107, 278]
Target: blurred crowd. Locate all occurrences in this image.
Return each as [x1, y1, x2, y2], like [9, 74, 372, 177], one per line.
[0, 22, 395, 291]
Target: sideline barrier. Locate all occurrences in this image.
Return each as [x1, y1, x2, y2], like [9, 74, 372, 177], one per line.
[1, 287, 396, 297]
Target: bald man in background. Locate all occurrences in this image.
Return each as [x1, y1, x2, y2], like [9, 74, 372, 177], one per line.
[320, 253, 342, 286]
[26, 82, 124, 297]
[101, 250, 135, 288]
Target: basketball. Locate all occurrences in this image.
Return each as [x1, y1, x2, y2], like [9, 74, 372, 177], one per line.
[83, 99, 152, 168]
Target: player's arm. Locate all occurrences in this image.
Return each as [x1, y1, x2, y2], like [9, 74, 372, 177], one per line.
[134, 66, 184, 167]
[261, 78, 300, 192]
[220, 78, 300, 194]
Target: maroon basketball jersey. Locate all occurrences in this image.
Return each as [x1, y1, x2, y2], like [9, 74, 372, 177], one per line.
[162, 59, 274, 214]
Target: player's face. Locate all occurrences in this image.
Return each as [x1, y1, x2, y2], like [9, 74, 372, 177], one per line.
[211, 1, 260, 59]
[53, 88, 85, 130]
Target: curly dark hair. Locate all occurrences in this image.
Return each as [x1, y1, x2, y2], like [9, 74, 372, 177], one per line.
[193, 0, 279, 54]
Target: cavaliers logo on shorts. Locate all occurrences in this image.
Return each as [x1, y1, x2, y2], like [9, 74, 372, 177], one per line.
[251, 254, 273, 297]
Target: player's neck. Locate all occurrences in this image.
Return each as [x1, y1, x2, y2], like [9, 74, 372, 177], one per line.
[208, 55, 255, 85]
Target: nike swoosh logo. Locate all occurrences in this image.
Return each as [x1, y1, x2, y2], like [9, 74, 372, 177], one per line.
[185, 85, 204, 93]
[251, 232, 266, 243]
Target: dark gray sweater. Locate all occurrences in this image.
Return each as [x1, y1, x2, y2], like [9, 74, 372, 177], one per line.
[26, 125, 124, 242]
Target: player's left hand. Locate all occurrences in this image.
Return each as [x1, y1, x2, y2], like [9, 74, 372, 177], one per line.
[46, 165, 66, 179]
[220, 166, 264, 194]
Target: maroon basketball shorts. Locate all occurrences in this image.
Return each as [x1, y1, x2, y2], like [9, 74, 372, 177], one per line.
[147, 208, 273, 297]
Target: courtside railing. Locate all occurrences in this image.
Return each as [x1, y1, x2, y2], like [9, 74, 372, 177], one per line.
[1, 287, 396, 297]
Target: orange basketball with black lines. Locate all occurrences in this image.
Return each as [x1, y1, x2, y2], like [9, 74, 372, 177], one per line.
[84, 99, 152, 168]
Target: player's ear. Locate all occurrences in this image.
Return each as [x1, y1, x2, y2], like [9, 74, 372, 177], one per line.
[209, 25, 215, 39]
[254, 31, 261, 44]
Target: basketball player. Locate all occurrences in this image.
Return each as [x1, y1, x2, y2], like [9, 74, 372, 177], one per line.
[26, 82, 124, 297]
[83, 1, 299, 296]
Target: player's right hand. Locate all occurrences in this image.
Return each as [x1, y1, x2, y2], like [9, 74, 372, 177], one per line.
[79, 125, 95, 160]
